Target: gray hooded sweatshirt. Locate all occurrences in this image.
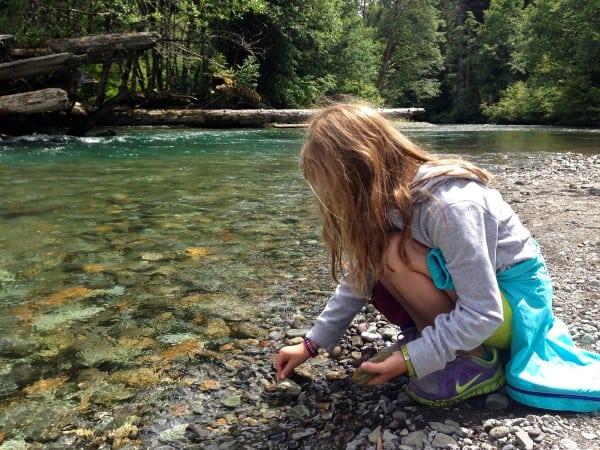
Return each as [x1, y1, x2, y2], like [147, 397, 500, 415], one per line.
[305, 163, 538, 378]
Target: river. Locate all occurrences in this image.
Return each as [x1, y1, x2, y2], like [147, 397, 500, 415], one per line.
[0, 124, 598, 446]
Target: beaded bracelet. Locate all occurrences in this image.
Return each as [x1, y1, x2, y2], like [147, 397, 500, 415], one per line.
[303, 337, 318, 358]
[400, 345, 416, 377]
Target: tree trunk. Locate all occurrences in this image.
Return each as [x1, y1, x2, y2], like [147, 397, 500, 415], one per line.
[7, 32, 161, 64]
[69, 89, 130, 136]
[96, 62, 112, 106]
[377, 1, 401, 92]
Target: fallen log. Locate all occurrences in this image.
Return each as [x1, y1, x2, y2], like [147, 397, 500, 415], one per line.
[6, 47, 52, 58]
[0, 53, 84, 81]
[5, 32, 160, 64]
[48, 32, 160, 63]
[0, 88, 71, 115]
[103, 107, 424, 127]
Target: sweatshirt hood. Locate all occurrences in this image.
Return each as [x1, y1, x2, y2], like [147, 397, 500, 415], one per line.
[410, 163, 484, 203]
[388, 163, 485, 229]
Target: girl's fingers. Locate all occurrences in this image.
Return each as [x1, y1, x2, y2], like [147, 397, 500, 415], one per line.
[276, 358, 289, 379]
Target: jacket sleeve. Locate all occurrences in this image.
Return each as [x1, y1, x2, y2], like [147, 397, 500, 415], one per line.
[407, 199, 504, 377]
[306, 279, 367, 352]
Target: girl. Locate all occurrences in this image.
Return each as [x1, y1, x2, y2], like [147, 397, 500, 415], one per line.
[275, 104, 600, 410]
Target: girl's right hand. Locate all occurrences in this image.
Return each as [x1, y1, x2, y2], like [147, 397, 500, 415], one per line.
[275, 343, 310, 380]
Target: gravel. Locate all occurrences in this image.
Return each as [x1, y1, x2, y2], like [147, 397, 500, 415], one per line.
[164, 153, 600, 450]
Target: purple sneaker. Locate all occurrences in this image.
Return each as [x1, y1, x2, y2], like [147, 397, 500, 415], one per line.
[406, 347, 505, 407]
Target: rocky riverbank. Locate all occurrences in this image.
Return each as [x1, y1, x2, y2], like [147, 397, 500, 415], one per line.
[1, 152, 598, 450]
[132, 152, 599, 450]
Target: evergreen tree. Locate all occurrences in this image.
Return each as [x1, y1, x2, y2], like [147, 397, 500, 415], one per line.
[256, 0, 381, 107]
[428, 0, 490, 123]
[364, 0, 444, 107]
[472, 0, 526, 105]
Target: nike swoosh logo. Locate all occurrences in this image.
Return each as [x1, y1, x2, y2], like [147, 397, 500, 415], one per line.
[455, 373, 483, 394]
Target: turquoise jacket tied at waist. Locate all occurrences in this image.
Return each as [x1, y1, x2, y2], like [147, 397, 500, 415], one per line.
[428, 243, 600, 412]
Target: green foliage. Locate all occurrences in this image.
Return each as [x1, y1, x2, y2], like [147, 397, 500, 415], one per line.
[208, 53, 235, 83]
[330, 14, 382, 103]
[0, 0, 596, 122]
[267, 1, 344, 105]
[255, 0, 383, 107]
[1, 0, 143, 43]
[273, 74, 338, 108]
[473, 0, 526, 103]
[235, 55, 260, 90]
[483, 0, 600, 125]
[80, 64, 121, 103]
[482, 81, 542, 123]
[338, 80, 384, 105]
[366, 0, 444, 107]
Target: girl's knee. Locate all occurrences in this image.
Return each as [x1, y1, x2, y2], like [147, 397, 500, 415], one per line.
[384, 233, 430, 276]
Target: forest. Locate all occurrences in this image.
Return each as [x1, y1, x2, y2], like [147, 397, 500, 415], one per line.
[0, 0, 598, 126]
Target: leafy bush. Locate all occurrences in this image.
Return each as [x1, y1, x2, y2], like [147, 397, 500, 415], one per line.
[338, 80, 384, 106]
[483, 77, 599, 126]
[277, 74, 338, 108]
[482, 81, 534, 123]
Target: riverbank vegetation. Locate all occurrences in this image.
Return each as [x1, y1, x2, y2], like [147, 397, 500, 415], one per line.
[0, 0, 598, 126]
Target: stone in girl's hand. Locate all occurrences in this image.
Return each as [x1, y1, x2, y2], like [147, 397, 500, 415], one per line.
[351, 350, 394, 385]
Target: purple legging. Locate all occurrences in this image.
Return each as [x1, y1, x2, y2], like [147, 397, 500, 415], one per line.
[371, 282, 414, 328]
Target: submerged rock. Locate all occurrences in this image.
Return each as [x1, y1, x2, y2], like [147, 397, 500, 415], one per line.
[203, 318, 231, 340]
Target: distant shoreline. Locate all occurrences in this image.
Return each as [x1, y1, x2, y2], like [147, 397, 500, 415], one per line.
[100, 107, 425, 128]
[0, 106, 426, 137]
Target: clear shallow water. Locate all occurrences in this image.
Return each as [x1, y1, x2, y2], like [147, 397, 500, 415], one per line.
[1, 130, 319, 298]
[0, 125, 598, 444]
[404, 124, 600, 156]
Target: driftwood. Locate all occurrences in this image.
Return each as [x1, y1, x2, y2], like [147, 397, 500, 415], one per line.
[0, 53, 85, 81]
[0, 33, 427, 135]
[6, 48, 51, 58]
[103, 107, 424, 128]
[48, 32, 160, 63]
[0, 32, 161, 134]
[5, 32, 160, 62]
[0, 88, 71, 115]
[0, 32, 160, 81]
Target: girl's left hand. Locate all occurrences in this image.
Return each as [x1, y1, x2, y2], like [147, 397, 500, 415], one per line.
[358, 351, 408, 385]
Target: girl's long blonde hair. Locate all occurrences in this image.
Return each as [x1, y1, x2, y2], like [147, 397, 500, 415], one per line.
[301, 104, 492, 295]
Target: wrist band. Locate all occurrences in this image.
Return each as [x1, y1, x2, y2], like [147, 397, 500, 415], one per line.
[400, 345, 416, 377]
[303, 337, 318, 358]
